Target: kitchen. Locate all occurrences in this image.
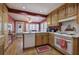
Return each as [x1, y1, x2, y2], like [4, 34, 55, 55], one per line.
[0, 3, 79, 55]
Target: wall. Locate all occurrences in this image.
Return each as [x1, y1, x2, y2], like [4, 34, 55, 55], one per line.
[61, 20, 79, 34]
[8, 15, 14, 32]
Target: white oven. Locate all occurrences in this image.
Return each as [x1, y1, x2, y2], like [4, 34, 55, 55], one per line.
[54, 33, 73, 54]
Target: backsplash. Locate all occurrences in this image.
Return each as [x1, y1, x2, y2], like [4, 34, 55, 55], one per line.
[61, 20, 79, 34]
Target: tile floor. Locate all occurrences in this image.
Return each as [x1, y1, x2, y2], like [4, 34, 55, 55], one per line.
[23, 45, 62, 55]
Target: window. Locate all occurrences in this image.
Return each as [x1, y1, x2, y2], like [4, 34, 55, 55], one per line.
[40, 22, 47, 32]
[26, 23, 39, 32]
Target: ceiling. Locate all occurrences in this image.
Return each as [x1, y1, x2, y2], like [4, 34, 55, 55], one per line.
[9, 12, 46, 22]
[6, 3, 63, 15]
[6, 3, 64, 23]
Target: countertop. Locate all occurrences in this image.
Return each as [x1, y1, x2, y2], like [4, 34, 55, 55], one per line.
[0, 35, 5, 39]
[54, 32, 79, 38]
[16, 32, 49, 34]
[16, 32, 79, 38]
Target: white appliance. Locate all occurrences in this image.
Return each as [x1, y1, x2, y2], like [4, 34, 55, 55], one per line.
[24, 33, 35, 48]
[54, 33, 73, 54]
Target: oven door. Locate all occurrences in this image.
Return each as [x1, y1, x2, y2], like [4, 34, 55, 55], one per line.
[55, 36, 73, 54]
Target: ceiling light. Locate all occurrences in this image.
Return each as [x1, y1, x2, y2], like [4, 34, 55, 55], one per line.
[22, 6, 26, 9]
[39, 11, 43, 12]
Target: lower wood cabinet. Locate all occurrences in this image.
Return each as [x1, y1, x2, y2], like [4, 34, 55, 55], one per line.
[35, 33, 43, 46]
[42, 33, 49, 45]
[49, 33, 54, 47]
[0, 35, 5, 55]
[0, 44, 4, 55]
[35, 33, 49, 46]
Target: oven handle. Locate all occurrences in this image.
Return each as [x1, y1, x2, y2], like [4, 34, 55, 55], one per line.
[66, 40, 72, 43]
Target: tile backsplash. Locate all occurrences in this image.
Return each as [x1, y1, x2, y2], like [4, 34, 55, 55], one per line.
[61, 20, 79, 34]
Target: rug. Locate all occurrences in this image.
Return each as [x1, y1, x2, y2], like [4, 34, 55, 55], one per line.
[36, 45, 51, 53]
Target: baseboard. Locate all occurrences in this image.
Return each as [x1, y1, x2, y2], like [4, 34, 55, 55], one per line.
[35, 44, 49, 48]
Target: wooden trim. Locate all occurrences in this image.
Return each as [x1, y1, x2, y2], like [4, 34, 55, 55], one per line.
[39, 19, 47, 23]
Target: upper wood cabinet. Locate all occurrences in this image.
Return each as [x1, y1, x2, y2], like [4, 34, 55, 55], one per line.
[76, 3, 79, 24]
[0, 4, 3, 35]
[66, 3, 77, 17]
[58, 4, 66, 20]
[51, 10, 59, 26]
[47, 13, 52, 26]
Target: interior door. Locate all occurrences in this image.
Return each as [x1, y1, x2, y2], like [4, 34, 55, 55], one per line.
[16, 22, 24, 33]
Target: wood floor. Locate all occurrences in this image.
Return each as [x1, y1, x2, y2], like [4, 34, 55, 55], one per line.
[23, 46, 63, 55]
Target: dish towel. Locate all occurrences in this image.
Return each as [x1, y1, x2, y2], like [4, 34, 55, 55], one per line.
[61, 38, 67, 50]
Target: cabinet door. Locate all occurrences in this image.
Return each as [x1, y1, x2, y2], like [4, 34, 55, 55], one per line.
[0, 4, 3, 35]
[49, 33, 54, 47]
[77, 4, 79, 24]
[58, 5, 66, 20]
[67, 3, 77, 17]
[35, 33, 43, 46]
[52, 11, 59, 26]
[0, 44, 4, 55]
[2, 4, 8, 50]
[0, 36, 4, 55]
[47, 13, 52, 26]
[42, 33, 48, 45]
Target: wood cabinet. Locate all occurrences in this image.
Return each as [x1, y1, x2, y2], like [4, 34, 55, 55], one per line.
[0, 44, 4, 55]
[49, 33, 54, 47]
[2, 4, 8, 50]
[35, 33, 48, 46]
[66, 3, 77, 17]
[35, 33, 43, 46]
[47, 3, 79, 25]
[58, 4, 66, 20]
[72, 37, 79, 55]
[52, 11, 59, 26]
[77, 4, 79, 24]
[47, 13, 52, 26]
[42, 33, 49, 45]
[0, 35, 4, 55]
[0, 4, 3, 35]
